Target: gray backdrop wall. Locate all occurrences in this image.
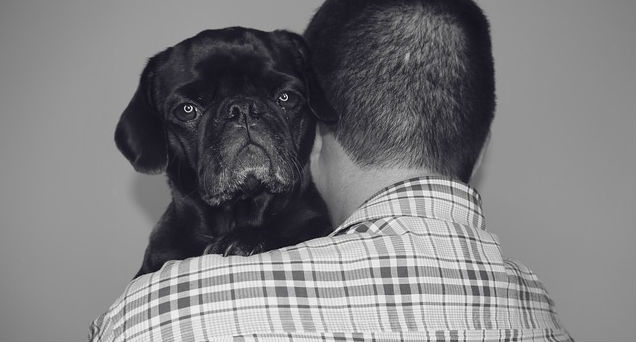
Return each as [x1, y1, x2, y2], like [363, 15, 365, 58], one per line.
[0, 1, 634, 341]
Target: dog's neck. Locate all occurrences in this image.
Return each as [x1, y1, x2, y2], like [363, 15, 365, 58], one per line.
[163, 160, 224, 231]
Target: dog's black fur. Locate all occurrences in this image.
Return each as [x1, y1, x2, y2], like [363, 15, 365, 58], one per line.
[115, 28, 336, 278]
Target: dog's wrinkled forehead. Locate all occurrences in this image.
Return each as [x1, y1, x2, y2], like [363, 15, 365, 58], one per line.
[152, 28, 303, 100]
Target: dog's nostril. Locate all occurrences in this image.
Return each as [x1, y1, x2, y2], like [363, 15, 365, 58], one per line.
[228, 105, 242, 119]
[249, 103, 260, 117]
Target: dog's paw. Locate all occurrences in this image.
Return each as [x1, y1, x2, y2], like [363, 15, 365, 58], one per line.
[203, 229, 268, 257]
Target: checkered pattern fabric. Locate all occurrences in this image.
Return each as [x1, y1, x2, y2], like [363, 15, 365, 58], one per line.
[90, 177, 572, 341]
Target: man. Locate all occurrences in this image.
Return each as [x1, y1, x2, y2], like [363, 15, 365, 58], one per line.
[90, 0, 572, 341]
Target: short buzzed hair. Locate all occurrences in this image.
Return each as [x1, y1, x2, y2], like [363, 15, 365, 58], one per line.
[304, 0, 495, 182]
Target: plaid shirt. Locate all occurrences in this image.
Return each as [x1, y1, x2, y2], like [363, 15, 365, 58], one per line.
[90, 177, 572, 341]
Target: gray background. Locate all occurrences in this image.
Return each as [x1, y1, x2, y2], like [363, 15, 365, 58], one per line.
[0, 1, 634, 341]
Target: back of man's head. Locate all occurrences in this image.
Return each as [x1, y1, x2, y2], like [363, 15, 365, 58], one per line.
[305, 0, 495, 182]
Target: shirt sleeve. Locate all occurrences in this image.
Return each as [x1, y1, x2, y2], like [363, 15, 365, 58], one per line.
[89, 311, 113, 342]
[89, 255, 231, 341]
[89, 221, 573, 342]
[90, 271, 146, 342]
[88, 236, 346, 342]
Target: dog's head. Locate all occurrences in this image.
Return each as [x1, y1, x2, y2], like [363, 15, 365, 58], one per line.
[115, 28, 336, 218]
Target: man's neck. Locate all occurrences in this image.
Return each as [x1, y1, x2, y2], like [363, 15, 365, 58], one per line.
[319, 140, 437, 226]
[330, 167, 436, 227]
[312, 128, 441, 228]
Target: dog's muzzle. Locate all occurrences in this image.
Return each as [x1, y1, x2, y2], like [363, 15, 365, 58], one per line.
[198, 98, 298, 207]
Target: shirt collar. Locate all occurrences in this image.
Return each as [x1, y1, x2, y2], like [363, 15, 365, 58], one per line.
[328, 176, 486, 236]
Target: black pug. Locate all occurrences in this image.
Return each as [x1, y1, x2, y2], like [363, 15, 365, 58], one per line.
[115, 28, 336, 278]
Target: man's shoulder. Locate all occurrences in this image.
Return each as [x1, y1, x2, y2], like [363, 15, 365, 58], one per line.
[90, 175, 573, 341]
[90, 230, 573, 342]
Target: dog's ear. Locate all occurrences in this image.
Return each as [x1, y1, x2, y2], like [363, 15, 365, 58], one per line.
[115, 58, 168, 174]
[275, 30, 339, 124]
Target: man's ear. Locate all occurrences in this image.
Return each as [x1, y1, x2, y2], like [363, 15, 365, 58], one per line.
[311, 123, 324, 163]
[309, 123, 325, 193]
[114, 59, 167, 174]
[275, 30, 339, 124]
[470, 132, 490, 181]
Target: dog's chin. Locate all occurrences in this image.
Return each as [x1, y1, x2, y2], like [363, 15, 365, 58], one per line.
[200, 174, 292, 207]
[199, 144, 299, 207]
[200, 168, 296, 207]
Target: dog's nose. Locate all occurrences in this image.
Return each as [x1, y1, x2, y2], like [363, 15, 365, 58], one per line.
[226, 100, 259, 121]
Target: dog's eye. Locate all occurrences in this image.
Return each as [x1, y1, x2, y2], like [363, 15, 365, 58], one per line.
[174, 103, 199, 122]
[276, 91, 301, 109]
[278, 93, 289, 102]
